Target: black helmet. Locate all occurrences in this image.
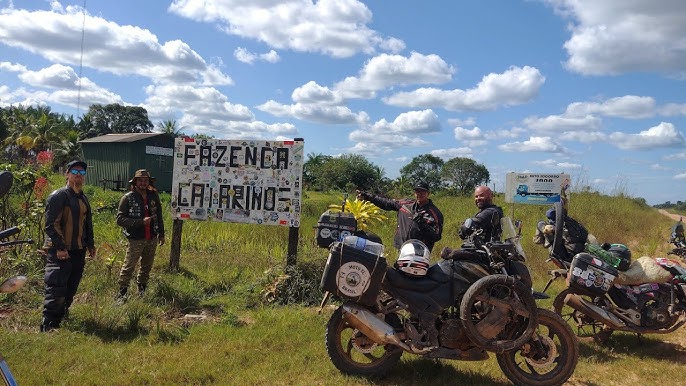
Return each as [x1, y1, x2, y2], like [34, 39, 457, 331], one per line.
[608, 243, 631, 271]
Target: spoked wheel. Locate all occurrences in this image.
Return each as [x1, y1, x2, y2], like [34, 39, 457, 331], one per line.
[552, 288, 609, 340]
[325, 306, 402, 376]
[496, 309, 579, 386]
[460, 274, 538, 353]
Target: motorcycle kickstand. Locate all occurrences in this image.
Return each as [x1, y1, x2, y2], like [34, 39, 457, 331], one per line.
[317, 291, 331, 314]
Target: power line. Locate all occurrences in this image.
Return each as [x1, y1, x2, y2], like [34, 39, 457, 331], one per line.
[76, 0, 87, 118]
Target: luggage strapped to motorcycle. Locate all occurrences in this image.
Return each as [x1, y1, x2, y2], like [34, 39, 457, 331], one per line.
[320, 240, 387, 306]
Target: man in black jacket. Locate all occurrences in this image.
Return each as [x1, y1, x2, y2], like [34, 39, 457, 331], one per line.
[41, 160, 96, 332]
[460, 185, 503, 243]
[116, 169, 165, 300]
[357, 182, 443, 252]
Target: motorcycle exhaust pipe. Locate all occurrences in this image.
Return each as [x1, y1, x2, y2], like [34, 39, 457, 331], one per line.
[564, 293, 626, 329]
[341, 303, 411, 351]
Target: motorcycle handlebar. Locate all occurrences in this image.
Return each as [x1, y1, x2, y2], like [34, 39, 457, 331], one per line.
[0, 239, 33, 248]
[0, 226, 20, 240]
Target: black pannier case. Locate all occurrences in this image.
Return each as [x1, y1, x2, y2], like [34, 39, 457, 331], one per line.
[320, 241, 387, 306]
[315, 211, 357, 248]
[568, 252, 618, 296]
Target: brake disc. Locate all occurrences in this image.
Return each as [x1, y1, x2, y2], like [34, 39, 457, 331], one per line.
[524, 335, 557, 369]
[351, 329, 378, 354]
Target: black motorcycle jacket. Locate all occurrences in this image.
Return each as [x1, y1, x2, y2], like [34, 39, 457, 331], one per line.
[360, 192, 443, 251]
[463, 204, 503, 243]
[116, 188, 165, 240]
[43, 186, 94, 251]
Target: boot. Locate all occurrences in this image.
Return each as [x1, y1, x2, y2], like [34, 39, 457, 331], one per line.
[137, 283, 147, 296]
[115, 287, 128, 303]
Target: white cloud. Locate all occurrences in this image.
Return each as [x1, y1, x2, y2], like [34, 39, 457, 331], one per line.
[256, 99, 365, 124]
[454, 126, 486, 147]
[608, 122, 686, 150]
[430, 147, 474, 159]
[664, 151, 686, 161]
[169, 0, 405, 58]
[234, 47, 280, 64]
[291, 81, 341, 105]
[385, 66, 545, 111]
[0, 7, 232, 86]
[498, 136, 568, 153]
[674, 172, 686, 180]
[564, 95, 655, 119]
[346, 110, 438, 155]
[559, 131, 607, 143]
[532, 159, 582, 169]
[335, 52, 454, 99]
[140, 84, 289, 138]
[524, 114, 601, 133]
[549, 0, 686, 76]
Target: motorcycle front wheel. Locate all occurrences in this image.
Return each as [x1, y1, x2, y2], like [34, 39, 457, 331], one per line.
[496, 308, 579, 386]
[325, 305, 402, 376]
[460, 274, 538, 353]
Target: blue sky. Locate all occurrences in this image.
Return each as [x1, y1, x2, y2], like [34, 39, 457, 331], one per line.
[1, 0, 685, 205]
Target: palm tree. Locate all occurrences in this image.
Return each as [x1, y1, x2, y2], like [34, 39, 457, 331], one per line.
[156, 119, 186, 137]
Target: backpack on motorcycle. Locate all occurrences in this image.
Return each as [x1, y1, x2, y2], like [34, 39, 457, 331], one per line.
[562, 215, 588, 256]
[320, 239, 387, 306]
[315, 210, 358, 248]
[568, 252, 619, 297]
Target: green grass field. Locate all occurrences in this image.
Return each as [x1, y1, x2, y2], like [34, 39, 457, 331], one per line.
[0, 186, 684, 385]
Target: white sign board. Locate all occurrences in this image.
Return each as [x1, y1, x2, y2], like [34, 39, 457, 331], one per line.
[145, 145, 173, 157]
[170, 138, 304, 227]
[504, 173, 570, 205]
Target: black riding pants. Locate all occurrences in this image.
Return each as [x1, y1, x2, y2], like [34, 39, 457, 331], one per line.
[43, 249, 86, 324]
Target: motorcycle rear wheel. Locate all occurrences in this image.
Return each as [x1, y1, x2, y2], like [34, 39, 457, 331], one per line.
[552, 288, 608, 340]
[325, 306, 402, 376]
[496, 308, 579, 386]
[460, 274, 538, 353]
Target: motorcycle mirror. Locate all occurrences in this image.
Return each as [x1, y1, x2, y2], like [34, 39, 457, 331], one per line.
[0, 171, 13, 199]
[0, 276, 27, 294]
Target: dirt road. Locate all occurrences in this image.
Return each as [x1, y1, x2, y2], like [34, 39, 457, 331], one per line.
[658, 209, 684, 222]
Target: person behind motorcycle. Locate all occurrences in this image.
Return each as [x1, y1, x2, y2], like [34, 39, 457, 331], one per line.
[533, 206, 595, 263]
[357, 181, 443, 252]
[459, 185, 504, 243]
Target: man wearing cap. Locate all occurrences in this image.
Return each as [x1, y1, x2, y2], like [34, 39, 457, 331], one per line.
[41, 160, 96, 332]
[116, 169, 165, 300]
[357, 182, 443, 252]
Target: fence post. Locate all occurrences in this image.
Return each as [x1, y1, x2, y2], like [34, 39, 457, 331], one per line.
[286, 226, 299, 266]
[169, 219, 183, 272]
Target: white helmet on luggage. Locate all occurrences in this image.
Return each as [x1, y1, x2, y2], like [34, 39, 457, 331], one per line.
[396, 239, 431, 277]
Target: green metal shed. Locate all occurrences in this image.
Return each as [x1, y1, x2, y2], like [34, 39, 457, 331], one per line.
[79, 133, 175, 192]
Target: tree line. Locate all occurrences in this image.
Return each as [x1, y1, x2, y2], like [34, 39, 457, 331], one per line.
[0, 103, 188, 169]
[304, 153, 490, 196]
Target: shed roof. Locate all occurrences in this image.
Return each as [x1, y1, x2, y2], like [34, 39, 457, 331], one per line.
[79, 133, 165, 143]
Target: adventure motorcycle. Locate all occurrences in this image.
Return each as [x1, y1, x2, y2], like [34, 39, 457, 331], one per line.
[540, 202, 686, 343]
[319, 216, 578, 386]
[0, 171, 31, 386]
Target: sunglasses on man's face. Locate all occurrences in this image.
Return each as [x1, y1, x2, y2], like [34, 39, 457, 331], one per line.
[69, 169, 87, 175]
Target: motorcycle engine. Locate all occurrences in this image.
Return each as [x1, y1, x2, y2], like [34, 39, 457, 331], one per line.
[641, 300, 673, 329]
[438, 318, 472, 350]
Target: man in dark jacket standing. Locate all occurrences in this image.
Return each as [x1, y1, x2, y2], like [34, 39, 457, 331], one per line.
[357, 182, 443, 252]
[116, 169, 165, 300]
[41, 160, 96, 332]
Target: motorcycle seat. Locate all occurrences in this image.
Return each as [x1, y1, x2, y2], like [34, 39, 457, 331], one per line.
[384, 265, 450, 293]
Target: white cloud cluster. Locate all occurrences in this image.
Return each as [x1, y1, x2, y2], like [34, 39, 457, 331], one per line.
[548, 0, 686, 76]
[384, 66, 545, 111]
[234, 48, 280, 64]
[169, 0, 405, 58]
